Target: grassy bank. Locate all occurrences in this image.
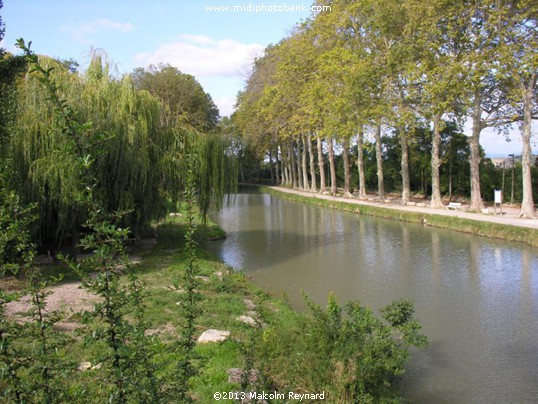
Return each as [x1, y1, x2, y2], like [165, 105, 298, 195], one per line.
[2, 212, 427, 402]
[1, 216, 293, 401]
[253, 185, 538, 248]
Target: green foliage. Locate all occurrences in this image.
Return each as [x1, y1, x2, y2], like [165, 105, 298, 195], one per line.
[172, 152, 203, 403]
[235, 0, 537, 208]
[132, 63, 219, 131]
[1, 162, 72, 404]
[0, 53, 27, 156]
[0, 187, 36, 276]
[0, 276, 75, 403]
[255, 293, 427, 402]
[9, 46, 236, 252]
[15, 39, 163, 402]
[63, 207, 163, 403]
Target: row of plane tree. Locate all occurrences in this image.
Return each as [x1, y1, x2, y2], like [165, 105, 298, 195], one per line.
[234, 0, 538, 217]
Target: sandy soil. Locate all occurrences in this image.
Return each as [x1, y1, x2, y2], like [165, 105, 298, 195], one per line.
[4, 247, 152, 330]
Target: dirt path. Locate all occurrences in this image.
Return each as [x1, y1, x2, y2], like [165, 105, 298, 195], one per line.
[269, 186, 538, 230]
[4, 246, 153, 329]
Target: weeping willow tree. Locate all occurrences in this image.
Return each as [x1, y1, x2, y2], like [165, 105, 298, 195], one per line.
[12, 56, 87, 247]
[11, 52, 236, 249]
[79, 53, 171, 238]
[195, 132, 238, 223]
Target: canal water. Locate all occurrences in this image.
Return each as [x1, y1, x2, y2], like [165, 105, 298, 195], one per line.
[208, 192, 538, 403]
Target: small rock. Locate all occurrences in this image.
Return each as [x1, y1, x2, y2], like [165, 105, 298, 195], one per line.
[236, 315, 257, 326]
[197, 329, 230, 344]
[406, 202, 417, 206]
[214, 271, 223, 281]
[416, 202, 426, 207]
[145, 328, 160, 336]
[227, 368, 260, 384]
[195, 275, 210, 283]
[77, 362, 92, 371]
[482, 208, 490, 214]
[243, 299, 256, 311]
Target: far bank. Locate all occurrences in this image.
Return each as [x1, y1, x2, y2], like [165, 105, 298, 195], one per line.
[247, 185, 538, 248]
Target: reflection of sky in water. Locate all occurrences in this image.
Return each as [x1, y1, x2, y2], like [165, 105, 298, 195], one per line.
[208, 193, 538, 404]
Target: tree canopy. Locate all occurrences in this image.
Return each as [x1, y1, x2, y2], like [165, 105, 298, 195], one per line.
[1, 46, 235, 251]
[132, 63, 219, 131]
[235, 0, 538, 216]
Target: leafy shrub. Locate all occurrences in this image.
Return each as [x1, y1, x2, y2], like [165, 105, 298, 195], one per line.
[255, 293, 427, 402]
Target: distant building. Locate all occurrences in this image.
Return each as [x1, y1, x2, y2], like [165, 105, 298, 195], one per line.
[490, 154, 537, 169]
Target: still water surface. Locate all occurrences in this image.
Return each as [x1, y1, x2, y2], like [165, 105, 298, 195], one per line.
[208, 193, 538, 403]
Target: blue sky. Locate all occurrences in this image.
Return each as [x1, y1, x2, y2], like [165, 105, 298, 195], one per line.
[3, 0, 311, 116]
[1, 0, 533, 156]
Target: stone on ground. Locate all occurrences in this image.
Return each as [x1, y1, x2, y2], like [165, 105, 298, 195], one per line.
[236, 315, 257, 326]
[227, 368, 260, 384]
[197, 329, 230, 344]
[243, 298, 256, 311]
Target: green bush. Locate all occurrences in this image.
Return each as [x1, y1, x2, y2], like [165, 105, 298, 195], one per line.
[255, 293, 427, 402]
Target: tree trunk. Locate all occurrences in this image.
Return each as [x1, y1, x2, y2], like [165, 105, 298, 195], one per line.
[295, 141, 303, 189]
[282, 146, 286, 186]
[430, 113, 444, 208]
[301, 135, 309, 190]
[70, 229, 80, 260]
[469, 89, 485, 211]
[357, 128, 367, 199]
[399, 126, 410, 204]
[449, 162, 452, 200]
[280, 144, 288, 185]
[327, 137, 337, 195]
[275, 146, 281, 184]
[317, 134, 327, 193]
[308, 133, 317, 192]
[239, 160, 245, 183]
[520, 78, 536, 218]
[374, 123, 385, 200]
[289, 145, 298, 188]
[343, 137, 351, 197]
[268, 149, 274, 184]
[283, 145, 290, 185]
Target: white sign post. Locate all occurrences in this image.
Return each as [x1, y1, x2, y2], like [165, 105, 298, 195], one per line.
[494, 189, 503, 215]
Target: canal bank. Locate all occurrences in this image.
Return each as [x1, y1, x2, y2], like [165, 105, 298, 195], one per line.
[257, 185, 538, 247]
[208, 191, 538, 403]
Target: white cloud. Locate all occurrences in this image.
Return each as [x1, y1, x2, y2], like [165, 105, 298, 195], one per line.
[61, 18, 135, 43]
[93, 18, 135, 33]
[133, 35, 264, 78]
[214, 97, 238, 117]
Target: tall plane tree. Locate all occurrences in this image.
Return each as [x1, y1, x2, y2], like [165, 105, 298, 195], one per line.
[491, 0, 538, 217]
